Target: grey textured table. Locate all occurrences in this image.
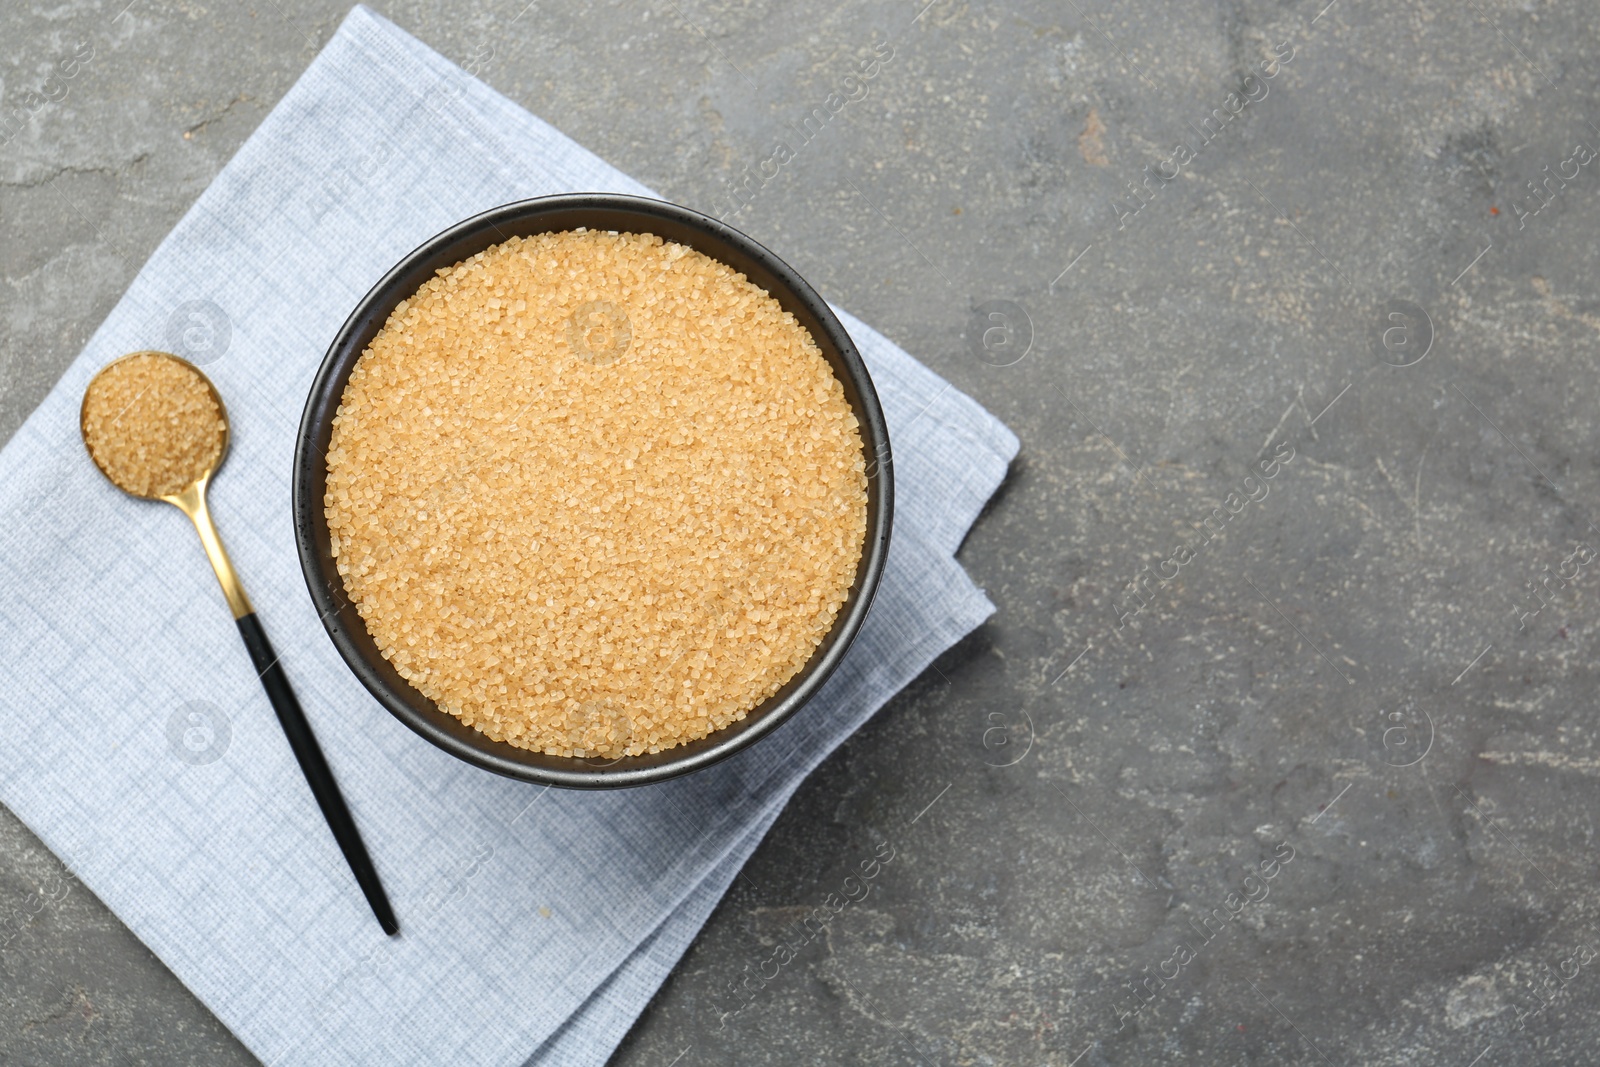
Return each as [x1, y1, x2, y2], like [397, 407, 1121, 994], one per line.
[4, 1, 1599, 1064]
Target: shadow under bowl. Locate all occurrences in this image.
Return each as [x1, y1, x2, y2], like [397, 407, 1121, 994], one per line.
[292, 194, 893, 787]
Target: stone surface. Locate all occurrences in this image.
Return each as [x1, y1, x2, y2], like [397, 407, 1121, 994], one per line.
[5, 0, 1600, 1064]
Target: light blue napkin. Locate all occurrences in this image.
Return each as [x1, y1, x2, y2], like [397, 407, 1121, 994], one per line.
[0, 7, 1017, 1065]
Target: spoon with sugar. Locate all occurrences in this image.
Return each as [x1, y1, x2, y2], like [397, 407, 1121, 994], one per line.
[81, 350, 398, 936]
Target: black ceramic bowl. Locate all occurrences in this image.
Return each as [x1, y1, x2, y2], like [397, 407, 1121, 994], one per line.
[293, 194, 892, 787]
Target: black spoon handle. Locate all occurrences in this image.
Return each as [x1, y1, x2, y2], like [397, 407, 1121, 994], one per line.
[235, 612, 398, 936]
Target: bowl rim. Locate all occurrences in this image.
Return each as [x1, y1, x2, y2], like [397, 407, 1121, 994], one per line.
[291, 193, 893, 787]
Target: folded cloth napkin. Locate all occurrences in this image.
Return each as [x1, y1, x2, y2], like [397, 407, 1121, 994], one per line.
[0, 7, 1017, 1064]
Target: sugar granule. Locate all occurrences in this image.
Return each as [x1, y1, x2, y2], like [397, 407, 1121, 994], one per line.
[325, 230, 869, 759]
[82, 353, 226, 498]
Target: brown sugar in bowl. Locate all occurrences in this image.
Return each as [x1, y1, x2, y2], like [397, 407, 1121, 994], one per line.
[325, 230, 867, 761]
[293, 195, 893, 787]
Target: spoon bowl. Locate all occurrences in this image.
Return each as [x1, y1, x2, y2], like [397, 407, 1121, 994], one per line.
[80, 350, 232, 495]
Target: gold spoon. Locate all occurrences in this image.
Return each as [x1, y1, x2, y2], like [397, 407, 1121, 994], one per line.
[81, 350, 398, 936]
